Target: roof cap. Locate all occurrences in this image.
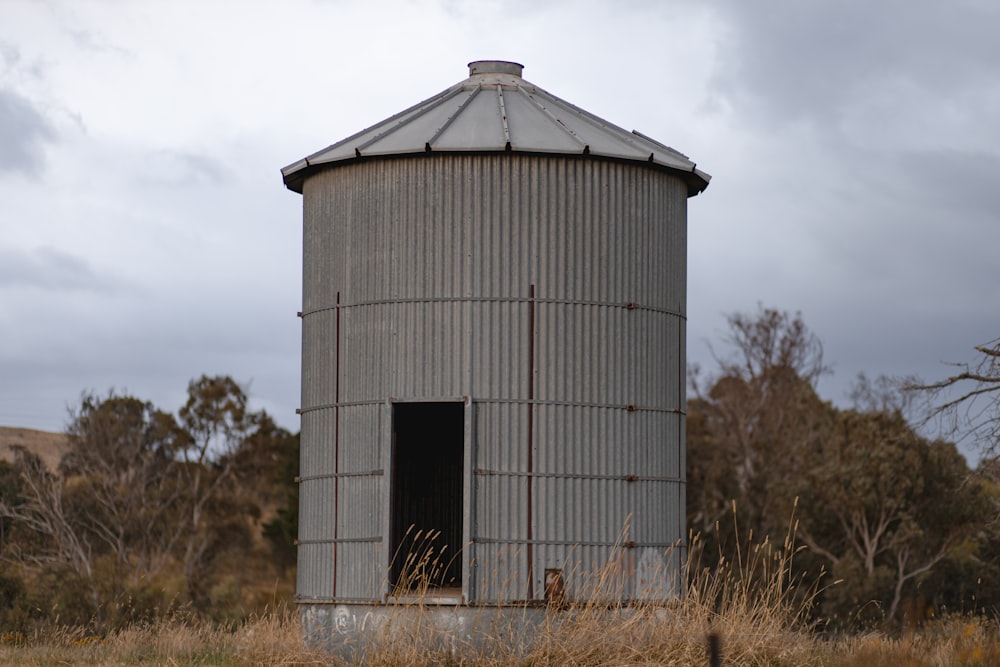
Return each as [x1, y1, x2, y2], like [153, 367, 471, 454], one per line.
[468, 60, 523, 76]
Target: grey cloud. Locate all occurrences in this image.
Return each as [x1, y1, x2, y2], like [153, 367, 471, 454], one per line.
[68, 28, 132, 59]
[0, 42, 18, 67]
[0, 41, 45, 81]
[705, 0, 1000, 129]
[892, 149, 1000, 219]
[174, 152, 227, 185]
[0, 88, 55, 176]
[0, 247, 113, 292]
[137, 150, 229, 187]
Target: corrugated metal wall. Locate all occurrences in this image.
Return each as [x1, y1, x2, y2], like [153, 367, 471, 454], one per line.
[298, 154, 687, 604]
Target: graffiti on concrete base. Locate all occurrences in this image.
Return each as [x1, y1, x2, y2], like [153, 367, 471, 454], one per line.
[333, 605, 388, 635]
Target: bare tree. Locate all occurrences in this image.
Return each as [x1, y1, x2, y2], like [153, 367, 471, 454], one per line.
[0, 447, 100, 616]
[850, 372, 920, 421]
[914, 337, 1000, 456]
[714, 305, 829, 387]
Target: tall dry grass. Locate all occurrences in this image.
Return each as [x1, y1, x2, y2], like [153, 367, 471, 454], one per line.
[0, 606, 322, 666]
[2, 518, 999, 666]
[4, 609, 998, 666]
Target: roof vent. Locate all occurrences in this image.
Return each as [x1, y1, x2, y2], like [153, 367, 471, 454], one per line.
[468, 60, 523, 77]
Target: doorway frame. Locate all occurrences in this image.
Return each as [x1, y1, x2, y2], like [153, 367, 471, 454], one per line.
[380, 396, 474, 604]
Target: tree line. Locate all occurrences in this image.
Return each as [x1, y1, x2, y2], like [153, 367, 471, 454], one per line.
[1, 306, 998, 632]
[688, 306, 1000, 629]
[0, 376, 298, 631]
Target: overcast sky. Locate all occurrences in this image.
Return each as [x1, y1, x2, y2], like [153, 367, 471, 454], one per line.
[1, 1, 997, 452]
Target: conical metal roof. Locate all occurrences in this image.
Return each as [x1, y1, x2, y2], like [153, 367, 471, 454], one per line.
[282, 60, 710, 196]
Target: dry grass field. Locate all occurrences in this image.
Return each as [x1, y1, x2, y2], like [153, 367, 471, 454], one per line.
[1, 600, 998, 666]
[0, 534, 998, 666]
[1, 431, 996, 664]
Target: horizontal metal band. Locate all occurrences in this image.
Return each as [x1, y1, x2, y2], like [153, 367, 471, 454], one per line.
[301, 295, 685, 319]
[299, 397, 686, 416]
[474, 469, 682, 483]
[297, 399, 383, 414]
[297, 470, 383, 483]
[296, 596, 382, 605]
[478, 398, 685, 414]
[296, 537, 383, 545]
[472, 537, 677, 549]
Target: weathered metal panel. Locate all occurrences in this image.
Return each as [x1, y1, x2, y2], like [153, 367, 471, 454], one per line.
[296, 543, 333, 600]
[470, 400, 530, 602]
[298, 411, 335, 478]
[298, 152, 689, 604]
[337, 404, 384, 601]
[297, 408, 336, 600]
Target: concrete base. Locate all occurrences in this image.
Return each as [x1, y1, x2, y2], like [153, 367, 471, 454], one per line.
[301, 602, 549, 661]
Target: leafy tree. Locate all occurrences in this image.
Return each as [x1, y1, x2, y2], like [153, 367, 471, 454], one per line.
[925, 458, 1000, 618]
[0, 376, 296, 623]
[0, 395, 191, 626]
[174, 375, 256, 607]
[239, 415, 299, 571]
[797, 407, 985, 624]
[687, 310, 989, 629]
[60, 394, 189, 589]
[688, 306, 831, 552]
[232, 412, 298, 509]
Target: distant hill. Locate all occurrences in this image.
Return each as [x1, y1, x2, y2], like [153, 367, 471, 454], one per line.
[0, 426, 69, 470]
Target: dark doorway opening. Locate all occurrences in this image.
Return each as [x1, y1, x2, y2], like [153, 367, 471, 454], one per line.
[390, 401, 464, 592]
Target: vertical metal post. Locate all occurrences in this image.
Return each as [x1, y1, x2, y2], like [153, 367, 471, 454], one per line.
[527, 284, 535, 599]
[708, 632, 722, 667]
[678, 314, 685, 597]
[333, 291, 340, 597]
[462, 395, 474, 603]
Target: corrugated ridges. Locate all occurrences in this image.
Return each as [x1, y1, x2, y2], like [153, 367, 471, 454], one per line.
[296, 155, 688, 603]
[282, 62, 710, 196]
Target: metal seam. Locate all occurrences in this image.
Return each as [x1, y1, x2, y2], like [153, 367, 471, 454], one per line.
[474, 469, 682, 483]
[518, 84, 588, 148]
[296, 537, 383, 545]
[496, 84, 511, 149]
[295, 597, 383, 604]
[472, 538, 676, 548]
[298, 398, 687, 416]
[354, 85, 466, 153]
[297, 470, 384, 483]
[526, 84, 647, 155]
[301, 295, 685, 318]
[427, 86, 481, 148]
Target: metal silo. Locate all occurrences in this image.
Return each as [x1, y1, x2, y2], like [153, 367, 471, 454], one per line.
[282, 60, 709, 640]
